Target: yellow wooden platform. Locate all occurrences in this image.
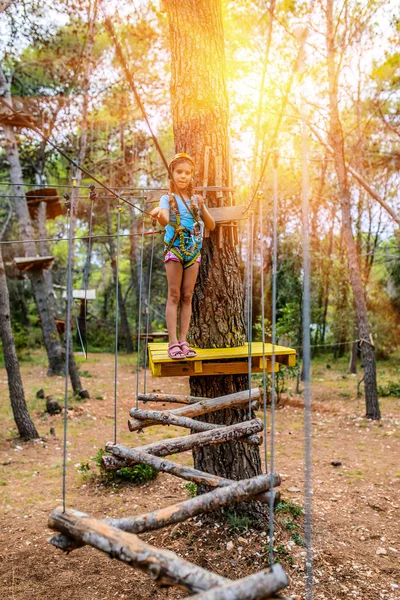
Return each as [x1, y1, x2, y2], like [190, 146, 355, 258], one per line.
[148, 342, 296, 377]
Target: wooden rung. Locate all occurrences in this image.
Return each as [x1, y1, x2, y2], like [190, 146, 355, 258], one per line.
[103, 444, 281, 504]
[0, 112, 37, 129]
[49, 473, 280, 553]
[138, 392, 208, 405]
[48, 508, 228, 594]
[184, 564, 288, 600]
[117, 419, 263, 459]
[13, 256, 55, 272]
[128, 388, 260, 433]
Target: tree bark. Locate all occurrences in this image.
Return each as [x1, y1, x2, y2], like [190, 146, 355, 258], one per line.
[326, 0, 380, 419]
[0, 248, 39, 439]
[165, 0, 264, 516]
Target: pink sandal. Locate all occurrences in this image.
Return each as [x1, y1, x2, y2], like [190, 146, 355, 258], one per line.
[168, 343, 186, 360]
[179, 341, 197, 358]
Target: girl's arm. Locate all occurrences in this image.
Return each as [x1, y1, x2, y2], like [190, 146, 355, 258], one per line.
[197, 197, 216, 231]
[150, 206, 170, 226]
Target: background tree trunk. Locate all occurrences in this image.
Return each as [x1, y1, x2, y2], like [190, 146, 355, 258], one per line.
[165, 0, 264, 520]
[326, 0, 380, 419]
[0, 248, 38, 440]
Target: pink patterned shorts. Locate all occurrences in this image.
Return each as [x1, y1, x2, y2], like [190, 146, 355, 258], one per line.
[164, 248, 201, 267]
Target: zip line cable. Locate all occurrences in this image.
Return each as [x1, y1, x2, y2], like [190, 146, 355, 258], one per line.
[0, 230, 162, 246]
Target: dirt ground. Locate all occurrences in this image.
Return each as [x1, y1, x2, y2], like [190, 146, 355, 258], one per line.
[0, 352, 399, 600]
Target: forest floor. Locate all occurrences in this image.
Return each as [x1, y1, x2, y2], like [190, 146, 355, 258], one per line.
[0, 350, 399, 600]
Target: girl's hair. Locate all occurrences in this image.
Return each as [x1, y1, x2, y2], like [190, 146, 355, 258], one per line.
[168, 157, 195, 197]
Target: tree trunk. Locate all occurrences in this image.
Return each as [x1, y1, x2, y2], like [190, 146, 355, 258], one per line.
[0, 248, 39, 440]
[165, 0, 264, 520]
[326, 0, 380, 419]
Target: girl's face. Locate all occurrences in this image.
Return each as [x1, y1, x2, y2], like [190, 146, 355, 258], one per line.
[172, 161, 193, 192]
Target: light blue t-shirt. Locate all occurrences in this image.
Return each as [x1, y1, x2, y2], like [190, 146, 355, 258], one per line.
[159, 194, 203, 249]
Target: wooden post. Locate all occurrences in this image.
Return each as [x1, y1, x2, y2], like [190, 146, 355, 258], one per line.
[128, 388, 260, 432]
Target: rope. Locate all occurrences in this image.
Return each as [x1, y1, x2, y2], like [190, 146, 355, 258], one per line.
[113, 200, 121, 445]
[0, 230, 162, 246]
[300, 71, 313, 600]
[258, 193, 268, 474]
[268, 159, 278, 567]
[135, 220, 145, 411]
[143, 231, 155, 395]
[62, 186, 76, 513]
[246, 212, 254, 419]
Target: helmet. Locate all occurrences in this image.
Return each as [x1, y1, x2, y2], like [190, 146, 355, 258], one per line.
[168, 153, 195, 170]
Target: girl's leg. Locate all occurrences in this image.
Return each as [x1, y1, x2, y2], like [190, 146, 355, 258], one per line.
[165, 259, 183, 345]
[179, 262, 200, 342]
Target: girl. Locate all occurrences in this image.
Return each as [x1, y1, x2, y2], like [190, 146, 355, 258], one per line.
[150, 153, 216, 359]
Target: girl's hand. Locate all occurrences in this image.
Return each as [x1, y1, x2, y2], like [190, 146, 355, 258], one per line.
[150, 207, 162, 219]
[197, 195, 205, 210]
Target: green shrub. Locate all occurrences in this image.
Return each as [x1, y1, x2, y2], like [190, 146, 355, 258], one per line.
[184, 482, 197, 498]
[226, 512, 254, 532]
[93, 449, 158, 485]
[275, 500, 303, 519]
[377, 382, 400, 397]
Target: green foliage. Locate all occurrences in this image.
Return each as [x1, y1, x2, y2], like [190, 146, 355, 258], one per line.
[273, 545, 294, 566]
[377, 382, 400, 398]
[184, 482, 197, 498]
[291, 533, 306, 547]
[93, 449, 158, 486]
[226, 512, 254, 532]
[275, 500, 303, 519]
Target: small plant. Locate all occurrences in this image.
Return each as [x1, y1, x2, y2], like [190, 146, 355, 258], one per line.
[273, 544, 294, 565]
[94, 449, 158, 485]
[276, 500, 303, 519]
[226, 512, 254, 532]
[291, 533, 306, 546]
[79, 370, 93, 378]
[78, 462, 91, 473]
[283, 517, 295, 532]
[184, 482, 197, 498]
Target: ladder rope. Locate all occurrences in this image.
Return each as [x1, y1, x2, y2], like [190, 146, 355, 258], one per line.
[113, 199, 121, 445]
[143, 231, 155, 395]
[135, 220, 145, 410]
[62, 184, 76, 513]
[268, 159, 279, 567]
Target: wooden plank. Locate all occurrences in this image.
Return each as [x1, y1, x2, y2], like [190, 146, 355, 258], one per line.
[208, 205, 247, 223]
[13, 256, 55, 272]
[148, 342, 296, 363]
